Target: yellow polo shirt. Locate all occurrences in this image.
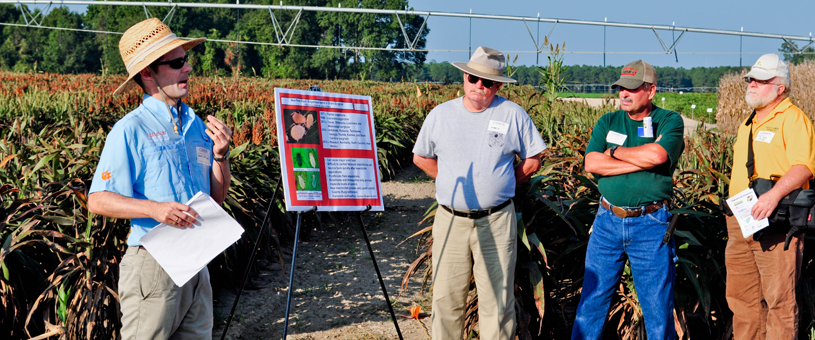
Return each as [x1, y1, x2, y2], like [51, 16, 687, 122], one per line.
[729, 97, 815, 197]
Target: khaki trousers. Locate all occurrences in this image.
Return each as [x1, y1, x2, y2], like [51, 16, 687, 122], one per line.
[725, 216, 803, 340]
[119, 246, 213, 340]
[431, 202, 517, 340]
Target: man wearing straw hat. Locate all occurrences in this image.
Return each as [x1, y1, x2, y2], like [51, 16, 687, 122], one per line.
[413, 46, 547, 339]
[724, 53, 815, 339]
[574, 60, 685, 339]
[87, 18, 232, 339]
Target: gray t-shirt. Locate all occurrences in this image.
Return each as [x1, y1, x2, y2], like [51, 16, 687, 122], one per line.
[413, 96, 547, 210]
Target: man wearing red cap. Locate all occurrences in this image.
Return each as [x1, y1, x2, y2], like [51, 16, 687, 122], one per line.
[574, 60, 685, 340]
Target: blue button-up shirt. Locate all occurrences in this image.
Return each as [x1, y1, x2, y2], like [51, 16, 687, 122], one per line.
[90, 94, 213, 246]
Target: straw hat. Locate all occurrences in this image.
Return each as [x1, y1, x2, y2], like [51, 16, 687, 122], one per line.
[451, 46, 516, 84]
[114, 18, 206, 95]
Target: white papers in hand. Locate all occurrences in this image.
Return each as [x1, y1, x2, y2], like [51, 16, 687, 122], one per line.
[141, 192, 244, 287]
[726, 188, 770, 238]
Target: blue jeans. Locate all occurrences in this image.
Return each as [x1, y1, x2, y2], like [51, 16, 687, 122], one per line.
[572, 202, 677, 340]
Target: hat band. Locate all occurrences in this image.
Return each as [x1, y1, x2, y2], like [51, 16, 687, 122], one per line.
[466, 61, 504, 77]
[125, 33, 179, 73]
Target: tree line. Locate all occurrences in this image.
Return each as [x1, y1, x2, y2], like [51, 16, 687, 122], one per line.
[414, 61, 744, 90]
[3, 2, 804, 89]
[0, 0, 429, 80]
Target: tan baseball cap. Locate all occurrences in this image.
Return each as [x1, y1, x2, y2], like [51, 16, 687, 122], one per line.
[612, 60, 657, 90]
[451, 46, 517, 83]
[744, 53, 789, 81]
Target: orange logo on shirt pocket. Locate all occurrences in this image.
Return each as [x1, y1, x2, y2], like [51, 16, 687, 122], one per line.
[101, 171, 111, 181]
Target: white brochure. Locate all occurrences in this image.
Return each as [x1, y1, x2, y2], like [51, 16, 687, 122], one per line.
[141, 192, 244, 286]
[725, 188, 770, 238]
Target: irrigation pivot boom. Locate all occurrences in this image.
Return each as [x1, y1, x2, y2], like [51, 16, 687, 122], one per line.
[2, 0, 815, 56]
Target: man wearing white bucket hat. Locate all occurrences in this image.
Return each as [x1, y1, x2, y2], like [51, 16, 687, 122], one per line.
[88, 18, 232, 339]
[413, 46, 547, 339]
[725, 53, 815, 339]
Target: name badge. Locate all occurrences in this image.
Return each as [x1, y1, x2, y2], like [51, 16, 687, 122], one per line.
[755, 131, 775, 143]
[196, 147, 211, 165]
[606, 131, 627, 145]
[487, 120, 510, 135]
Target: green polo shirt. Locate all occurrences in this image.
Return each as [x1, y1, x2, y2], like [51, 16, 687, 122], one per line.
[585, 106, 685, 207]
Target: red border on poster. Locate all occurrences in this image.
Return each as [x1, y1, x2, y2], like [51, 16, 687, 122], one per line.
[274, 88, 384, 212]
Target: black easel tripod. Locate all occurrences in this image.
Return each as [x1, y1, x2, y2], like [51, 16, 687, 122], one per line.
[282, 205, 403, 339]
[218, 179, 403, 339]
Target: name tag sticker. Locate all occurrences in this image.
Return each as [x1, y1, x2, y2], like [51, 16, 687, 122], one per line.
[755, 131, 775, 143]
[487, 120, 510, 135]
[196, 147, 211, 165]
[606, 131, 627, 145]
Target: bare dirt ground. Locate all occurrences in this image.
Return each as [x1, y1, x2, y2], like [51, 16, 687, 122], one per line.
[213, 164, 437, 340]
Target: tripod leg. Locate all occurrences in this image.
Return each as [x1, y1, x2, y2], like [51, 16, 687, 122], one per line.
[282, 212, 304, 338]
[219, 179, 281, 340]
[355, 211, 404, 340]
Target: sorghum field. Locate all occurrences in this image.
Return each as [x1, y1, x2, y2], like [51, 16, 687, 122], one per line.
[2, 71, 815, 339]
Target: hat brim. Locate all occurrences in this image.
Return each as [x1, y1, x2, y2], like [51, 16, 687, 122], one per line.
[743, 68, 776, 81]
[611, 78, 644, 90]
[113, 37, 206, 96]
[451, 62, 517, 84]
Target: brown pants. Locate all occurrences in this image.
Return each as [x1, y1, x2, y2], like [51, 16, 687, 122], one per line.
[725, 216, 803, 339]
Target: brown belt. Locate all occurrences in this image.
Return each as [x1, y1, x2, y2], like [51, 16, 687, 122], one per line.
[600, 198, 665, 219]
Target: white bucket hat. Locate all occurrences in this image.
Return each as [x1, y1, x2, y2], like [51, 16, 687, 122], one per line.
[451, 46, 517, 84]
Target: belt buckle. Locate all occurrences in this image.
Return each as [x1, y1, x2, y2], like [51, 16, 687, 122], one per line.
[611, 206, 629, 219]
[468, 209, 480, 219]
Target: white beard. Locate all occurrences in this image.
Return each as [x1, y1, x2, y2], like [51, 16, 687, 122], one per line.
[745, 88, 778, 109]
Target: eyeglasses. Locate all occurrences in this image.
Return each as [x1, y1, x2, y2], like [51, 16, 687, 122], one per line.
[744, 77, 777, 86]
[467, 74, 498, 88]
[153, 55, 189, 69]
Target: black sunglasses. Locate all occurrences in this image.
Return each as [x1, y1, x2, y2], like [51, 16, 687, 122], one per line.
[467, 74, 498, 88]
[153, 55, 189, 69]
[744, 77, 775, 85]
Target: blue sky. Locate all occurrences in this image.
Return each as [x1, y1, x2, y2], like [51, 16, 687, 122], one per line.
[407, 0, 815, 68]
[25, 0, 815, 68]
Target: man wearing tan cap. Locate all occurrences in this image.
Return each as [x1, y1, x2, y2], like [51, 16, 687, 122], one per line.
[574, 60, 685, 339]
[724, 53, 815, 339]
[87, 18, 232, 339]
[412, 46, 546, 339]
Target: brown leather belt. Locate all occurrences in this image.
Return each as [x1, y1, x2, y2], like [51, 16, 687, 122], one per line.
[440, 199, 512, 219]
[601, 197, 664, 219]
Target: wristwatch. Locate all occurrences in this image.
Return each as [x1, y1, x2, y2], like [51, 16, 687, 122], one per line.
[609, 146, 619, 159]
[214, 150, 229, 162]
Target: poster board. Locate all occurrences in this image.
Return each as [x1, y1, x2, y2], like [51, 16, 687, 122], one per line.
[274, 88, 384, 212]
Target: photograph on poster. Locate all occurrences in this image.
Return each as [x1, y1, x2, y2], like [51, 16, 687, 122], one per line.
[291, 147, 319, 170]
[284, 109, 320, 144]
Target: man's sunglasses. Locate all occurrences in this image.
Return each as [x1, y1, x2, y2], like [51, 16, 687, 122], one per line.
[467, 74, 498, 88]
[153, 55, 189, 69]
[744, 77, 776, 85]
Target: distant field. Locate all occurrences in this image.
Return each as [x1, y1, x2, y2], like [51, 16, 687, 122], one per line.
[557, 91, 719, 123]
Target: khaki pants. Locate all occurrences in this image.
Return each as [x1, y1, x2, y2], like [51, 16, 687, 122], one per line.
[119, 246, 213, 340]
[431, 202, 517, 340]
[725, 216, 803, 339]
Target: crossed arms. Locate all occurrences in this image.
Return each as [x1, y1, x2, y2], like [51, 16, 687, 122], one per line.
[584, 140, 668, 176]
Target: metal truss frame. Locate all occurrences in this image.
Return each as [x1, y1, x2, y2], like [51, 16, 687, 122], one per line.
[2, 0, 814, 56]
